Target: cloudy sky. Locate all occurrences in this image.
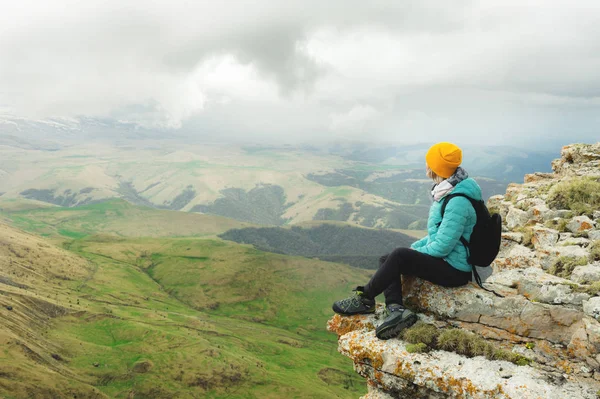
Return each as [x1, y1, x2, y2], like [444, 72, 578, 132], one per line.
[1, 0, 599, 147]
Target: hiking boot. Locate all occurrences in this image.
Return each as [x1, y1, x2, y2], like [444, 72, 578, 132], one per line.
[375, 304, 417, 340]
[332, 289, 376, 315]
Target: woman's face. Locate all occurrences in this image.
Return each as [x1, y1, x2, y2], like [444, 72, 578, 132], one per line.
[426, 166, 444, 184]
[426, 166, 433, 180]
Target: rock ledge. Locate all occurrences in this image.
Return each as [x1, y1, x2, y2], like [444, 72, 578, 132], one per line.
[328, 143, 600, 398]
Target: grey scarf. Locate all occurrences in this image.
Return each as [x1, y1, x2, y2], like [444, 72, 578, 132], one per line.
[431, 167, 469, 201]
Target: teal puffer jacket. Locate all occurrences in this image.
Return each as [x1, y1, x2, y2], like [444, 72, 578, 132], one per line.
[410, 177, 482, 272]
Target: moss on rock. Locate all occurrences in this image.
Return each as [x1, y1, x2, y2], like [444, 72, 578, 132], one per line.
[405, 343, 428, 354]
[590, 240, 600, 262]
[548, 256, 589, 278]
[401, 322, 438, 346]
[400, 322, 532, 366]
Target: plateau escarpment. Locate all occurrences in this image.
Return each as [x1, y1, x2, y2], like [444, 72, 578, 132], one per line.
[328, 143, 600, 398]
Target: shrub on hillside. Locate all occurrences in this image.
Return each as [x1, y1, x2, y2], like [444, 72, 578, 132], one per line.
[547, 177, 600, 216]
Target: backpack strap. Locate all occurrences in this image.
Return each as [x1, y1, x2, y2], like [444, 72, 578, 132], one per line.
[438, 194, 474, 243]
[439, 193, 480, 247]
[439, 193, 504, 298]
[440, 193, 478, 219]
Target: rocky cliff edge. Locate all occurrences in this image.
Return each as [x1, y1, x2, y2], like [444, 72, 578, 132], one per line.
[328, 143, 600, 399]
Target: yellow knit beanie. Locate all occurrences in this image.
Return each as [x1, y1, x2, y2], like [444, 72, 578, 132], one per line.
[426, 142, 462, 178]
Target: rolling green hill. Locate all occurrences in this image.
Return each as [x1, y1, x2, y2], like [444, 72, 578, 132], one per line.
[190, 184, 290, 225]
[3, 198, 253, 239]
[2, 199, 423, 270]
[0, 207, 373, 398]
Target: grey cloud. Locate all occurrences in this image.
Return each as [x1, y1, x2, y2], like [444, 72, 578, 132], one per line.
[0, 0, 599, 146]
[2, 0, 475, 96]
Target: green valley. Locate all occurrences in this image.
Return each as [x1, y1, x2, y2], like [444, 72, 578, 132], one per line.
[0, 200, 374, 398]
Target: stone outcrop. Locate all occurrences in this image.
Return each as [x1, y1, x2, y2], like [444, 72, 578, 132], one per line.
[328, 143, 600, 398]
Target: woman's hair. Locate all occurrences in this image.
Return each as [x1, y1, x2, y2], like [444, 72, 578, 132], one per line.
[426, 166, 445, 184]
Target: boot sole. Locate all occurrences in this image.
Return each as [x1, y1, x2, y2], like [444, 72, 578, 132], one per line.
[332, 303, 376, 316]
[376, 313, 418, 340]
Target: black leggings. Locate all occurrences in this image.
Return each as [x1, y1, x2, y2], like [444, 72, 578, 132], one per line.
[363, 247, 471, 305]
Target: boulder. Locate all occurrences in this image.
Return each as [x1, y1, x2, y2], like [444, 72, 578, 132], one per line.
[524, 172, 555, 183]
[507, 244, 536, 258]
[514, 187, 540, 203]
[567, 216, 596, 234]
[487, 195, 504, 210]
[493, 243, 541, 271]
[556, 246, 591, 258]
[506, 208, 529, 229]
[588, 230, 600, 241]
[516, 197, 546, 212]
[560, 232, 574, 241]
[493, 256, 539, 271]
[553, 143, 600, 176]
[531, 226, 559, 249]
[568, 317, 600, 359]
[584, 317, 600, 353]
[497, 241, 519, 258]
[558, 236, 591, 247]
[556, 210, 575, 219]
[502, 232, 524, 244]
[498, 201, 515, 220]
[530, 203, 551, 222]
[537, 246, 590, 270]
[535, 284, 590, 306]
[504, 184, 522, 202]
[571, 264, 600, 284]
[583, 297, 600, 321]
[487, 268, 589, 306]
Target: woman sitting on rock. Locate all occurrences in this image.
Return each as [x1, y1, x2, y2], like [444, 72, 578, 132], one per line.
[332, 142, 481, 339]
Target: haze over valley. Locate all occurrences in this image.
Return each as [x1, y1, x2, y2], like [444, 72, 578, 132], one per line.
[0, 115, 556, 231]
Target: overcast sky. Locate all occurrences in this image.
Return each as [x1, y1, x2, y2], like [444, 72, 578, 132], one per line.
[1, 0, 599, 147]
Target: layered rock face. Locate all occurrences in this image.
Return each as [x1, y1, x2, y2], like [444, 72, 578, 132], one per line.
[328, 143, 600, 398]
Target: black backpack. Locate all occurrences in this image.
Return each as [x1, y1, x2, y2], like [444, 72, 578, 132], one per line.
[440, 193, 503, 297]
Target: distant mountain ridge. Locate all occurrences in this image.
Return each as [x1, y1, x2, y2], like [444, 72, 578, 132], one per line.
[1, 114, 558, 229]
[0, 114, 164, 143]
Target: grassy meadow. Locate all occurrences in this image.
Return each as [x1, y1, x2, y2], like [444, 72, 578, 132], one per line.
[0, 199, 374, 398]
[4, 198, 254, 239]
